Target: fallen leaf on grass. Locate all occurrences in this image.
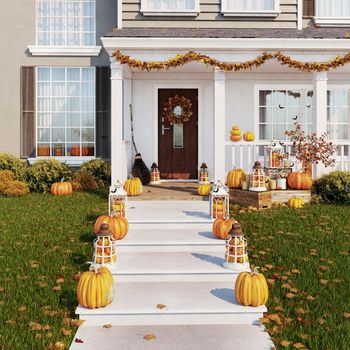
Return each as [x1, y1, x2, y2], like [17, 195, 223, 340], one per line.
[29, 322, 43, 331]
[290, 288, 298, 294]
[282, 283, 291, 289]
[143, 334, 156, 341]
[56, 277, 65, 284]
[299, 334, 308, 340]
[18, 305, 27, 313]
[284, 317, 293, 324]
[320, 279, 328, 285]
[30, 261, 39, 268]
[267, 279, 275, 285]
[35, 333, 42, 339]
[320, 265, 329, 271]
[61, 328, 72, 336]
[259, 317, 270, 324]
[286, 293, 296, 299]
[52, 285, 62, 292]
[343, 313, 350, 319]
[273, 306, 284, 312]
[5, 320, 16, 325]
[296, 308, 306, 314]
[265, 264, 273, 269]
[318, 318, 326, 325]
[74, 272, 82, 281]
[280, 340, 291, 347]
[71, 319, 85, 327]
[306, 295, 316, 301]
[333, 279, 342, 284]
[156, 304, 166, 309]
[291, 269, 300, 274]
[0, 288, 3, 293]
[102, 324, 112, 329]
[294, 342, 306, 349]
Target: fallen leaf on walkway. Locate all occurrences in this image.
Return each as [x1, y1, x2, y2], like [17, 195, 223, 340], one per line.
[103, 324, 112, 329]
[71, 319, 85, 327]
[143, 334, 156, 341]
[74, 338, 84, 343]
[156, 304, 166, 309]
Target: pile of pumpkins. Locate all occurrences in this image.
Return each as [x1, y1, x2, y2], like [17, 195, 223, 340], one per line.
[230, 126, 255, 142]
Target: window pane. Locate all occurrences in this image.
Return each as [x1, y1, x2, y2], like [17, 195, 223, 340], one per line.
[259, 124, 272, 140]
[38, 82, 50, 97]
[67, 97, 81, 111]
[52, 128, 66, 142]
[81, 82, 94, 96]
[317, 0, 350, 17]
[52, 68, 66, 81]
[259, 90, 273, 106]
[287, 107, 301, 124]
[82, 128, 94, 142]
[287, 91, 301, 107]
[274, 107, 286, 124]
[67, 68, 81, 81]
[38, 98, 50, 112]
[330, 107, 348, 123]
[38, 128, 50, 142]
[67, 113, 81, 127]
[335, 125, 349, 140]
[81, 113, 94, 127]
[38, 68, 51, 81]
[52, 98, 66, 111]
[259, 107, 273, 123]
[81, 98, 94, 111]
[52, 83, 65, 97]
[67, 82, 80, 96]
[274, 124, 287, 140]
[52, 113, 65, 127]
[226, 0, 274, 11]
[38, 113, 51, 127]
[273, 91, 286, 107]
[67, 128, 80, 142]
[82, 68, 94, 81]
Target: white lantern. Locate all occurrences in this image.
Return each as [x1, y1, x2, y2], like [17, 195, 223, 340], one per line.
[264, 139, 285, 169]
[150, 163, 161, 184]
[222, 221, 250, 271]
[93, 223, 117, 266]
[108, 181, 127, 217]
[209, 180, 230, 219]
[249, 161, 267, 192]
[198, 162, 209, 184]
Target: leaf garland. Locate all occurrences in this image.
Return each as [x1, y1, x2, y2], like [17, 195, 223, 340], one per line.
[112, 50, 350, 72]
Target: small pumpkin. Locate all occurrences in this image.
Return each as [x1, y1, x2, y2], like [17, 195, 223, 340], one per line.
[77, 265, 114, 309]
[94, 215, 129, 240]
[37, 145, 50, 157]
[51, 180, 73, 196]
[287, 172, 312, 190]
[230, 126, 241, 142]
[124, 176, 143, 196]
[198, 183, 212, 196]
[288, 196, 304, 209]
[70, 145, 81, 156]
[243, 131, 255, 142]
[226, 168, 246, 189]
[235, 268, 269, 307]
[212, 218, 235, 240]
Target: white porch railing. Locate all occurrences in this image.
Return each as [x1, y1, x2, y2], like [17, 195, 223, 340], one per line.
[225, 140, 350, 179]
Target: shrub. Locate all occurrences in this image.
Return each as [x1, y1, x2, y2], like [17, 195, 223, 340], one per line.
[27, 159, 73, 193]
[0, 170, 29, 197]
[79, 159, 111, 188]
[315, 171, 350, 204]
[0, 153, 28, 181]
[72, 172, 98, 191]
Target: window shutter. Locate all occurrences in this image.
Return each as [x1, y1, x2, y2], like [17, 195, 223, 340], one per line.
[303, 0, 315, 17]
[20, 66, 36, 158]
[96, 66, 111, 159]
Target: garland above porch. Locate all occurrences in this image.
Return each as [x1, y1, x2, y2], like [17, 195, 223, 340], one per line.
[112, 50, 350, 72]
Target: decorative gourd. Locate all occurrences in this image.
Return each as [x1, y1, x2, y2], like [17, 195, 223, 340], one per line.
[124, 176, 143, 196]
[212, 218, 235, 240]
[235, 268, 269, 307]
[288, 196, 304, 209]
[94, 215, 129, 240]
[51, 180, 73, 196]
[70, 145, 80, 156]
[77, 265, 114, 309]
[226, 168, 246, 189]
[198, 183, 212, 196]
[287, 172, 312, 190]
[243, 132, 255, 142]
[230, 126, 241, 142]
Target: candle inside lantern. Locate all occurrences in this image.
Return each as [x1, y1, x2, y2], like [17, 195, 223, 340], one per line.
[93, 223, 117, 266]
[108, 181, 127, 217]
[209, 181, 230, 220]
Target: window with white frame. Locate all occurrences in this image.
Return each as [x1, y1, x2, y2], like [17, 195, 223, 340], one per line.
[315, 0, 350, 26]
[140, 0, 199, 15]
[222, 0, 279, 16]
[36, 67, 96, 158]
[258, 90, 314, 141]
[37, 0, 96, 46]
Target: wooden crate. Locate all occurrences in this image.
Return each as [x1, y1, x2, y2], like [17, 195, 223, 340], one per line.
[230, 189, 312, 208]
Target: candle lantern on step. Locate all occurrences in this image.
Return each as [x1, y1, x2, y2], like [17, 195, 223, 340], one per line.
[199, 162, 209, 184]
[223, 221, 249, 271]
[264, 139, 285, 180]
[93, 223, 117, 266]
[150, 162, 161, 184]
[209, 180, 229, 219]
[249, 161, 267, 192]
[108, 181, 127, 217]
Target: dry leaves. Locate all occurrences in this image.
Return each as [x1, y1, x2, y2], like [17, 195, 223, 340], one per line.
[103, 324, 112, 329]
[156, 304, 166, 309]
[343, 312, 350, 319]
[320, 279, 328, 285]
[281, 340, 291, 347]
[291, 269, 300, 274]
[61, 328, 72, 336]
[318, 318, 326, 325]
[18, 305, 27, 313]
[286, 293, 296, 299]
[306, 295, 316, 301]
[30, 261, 39, 268]
[293, 343, 306, 349]
[143, 334, 157, 341]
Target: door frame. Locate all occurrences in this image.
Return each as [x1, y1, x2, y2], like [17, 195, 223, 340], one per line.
[153, 84, 203, 180]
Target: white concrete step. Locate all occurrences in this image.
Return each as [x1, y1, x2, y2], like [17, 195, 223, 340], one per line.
[70, 324, 273, 350]
[76, 281, 266, 326]
[126, 200, 212, 224]
[110, 251, 240, 282]
[120, 224, 223, 252]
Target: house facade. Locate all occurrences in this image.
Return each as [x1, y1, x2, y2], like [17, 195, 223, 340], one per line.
[1, 0, 350, 184]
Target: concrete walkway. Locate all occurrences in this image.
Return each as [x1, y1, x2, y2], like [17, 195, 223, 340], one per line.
[71, 201, 272, 349]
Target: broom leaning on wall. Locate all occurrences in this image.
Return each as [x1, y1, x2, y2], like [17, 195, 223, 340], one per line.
[129, 104, 151, 185]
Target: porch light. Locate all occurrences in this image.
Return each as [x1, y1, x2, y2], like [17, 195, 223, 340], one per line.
[108, 181, 127, 217]
[264, 139, 285, 169]
[223, 221, 249, 271]
[93, 223, 117, 266]
[209, 180, 230, 220]
[249, 161, 267, 192]
[150, 162, 161, 184]
[199, 162, 209, 184]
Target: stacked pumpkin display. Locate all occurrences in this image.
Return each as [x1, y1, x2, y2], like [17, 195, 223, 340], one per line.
[230, 126, 241, 142]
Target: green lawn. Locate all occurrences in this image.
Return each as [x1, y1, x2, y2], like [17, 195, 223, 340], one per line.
[0, 193, 349, 349]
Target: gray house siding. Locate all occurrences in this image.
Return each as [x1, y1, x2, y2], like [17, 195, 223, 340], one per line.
[122, 0, 297, 29]
[0, 0, 117, 157]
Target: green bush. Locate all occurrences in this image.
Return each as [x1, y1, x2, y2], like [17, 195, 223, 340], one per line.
[0, 170, 29, 197]
[78, 159, 111, 188]
[27, 159, 73, 193]
[0, 152, 28, 181]
[315, 171, 350, 204]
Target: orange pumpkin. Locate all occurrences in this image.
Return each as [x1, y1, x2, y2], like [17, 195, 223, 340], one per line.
[51, 181, 73, 196]
[230, 126, 241, 142]
[94, 215, 129, 240]
[37, 145, 50, 157]
[212, 218, 235, 240]
[226, 168, 246, 188]
[70, 145, 80, 156]
[287, 172, 312, 190]
[243, 131, 255, 142]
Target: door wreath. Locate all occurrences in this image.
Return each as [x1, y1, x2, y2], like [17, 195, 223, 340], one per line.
[163, 95, 193, 125]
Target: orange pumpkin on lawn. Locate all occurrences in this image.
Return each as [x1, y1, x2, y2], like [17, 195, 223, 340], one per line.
[51, 180, 73, 196]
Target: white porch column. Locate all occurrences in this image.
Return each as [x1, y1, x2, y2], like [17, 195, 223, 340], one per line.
[110, 60, 124, 185]
[313, 71, 328, 178]
[213, 69, 226, 183]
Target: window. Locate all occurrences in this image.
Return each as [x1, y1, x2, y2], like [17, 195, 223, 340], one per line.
[258, 90, 314, 141]
[141, 0, 199, 15]
[37, 0, 96, 46]
[222, 0, 279, 17]
[303, 0, 314, 18]
[327, 90, 349, 141]
[36, 67, 96, 158]
[315, 0, 350, 26]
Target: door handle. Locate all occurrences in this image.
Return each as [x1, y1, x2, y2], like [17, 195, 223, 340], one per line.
[162, 125, 170, 135]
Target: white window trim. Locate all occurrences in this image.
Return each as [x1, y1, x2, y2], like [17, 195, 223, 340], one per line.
[314, 17, 350, 27]
[28, 46, 102, 57]
[140, 0, 200, 16]
[221, 0, 280, 17]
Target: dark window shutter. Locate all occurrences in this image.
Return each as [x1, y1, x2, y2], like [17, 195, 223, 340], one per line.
[303, 0, 315, 17]
[20, 66, 36, 158]
[96, 66, 111, 159]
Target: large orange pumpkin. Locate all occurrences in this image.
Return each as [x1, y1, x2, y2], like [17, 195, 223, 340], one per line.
[287, 172, 312, 190]
[94, 215, 129, 240]
[226, 168, 246, 189]
[212, 218, 235, 240]
[51, 181, 73, 196]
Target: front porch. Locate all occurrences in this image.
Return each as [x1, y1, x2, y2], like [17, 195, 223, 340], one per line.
[102, 37, 350, 184]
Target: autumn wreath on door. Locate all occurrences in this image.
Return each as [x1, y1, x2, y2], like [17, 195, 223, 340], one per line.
[164, 95, 193, 125]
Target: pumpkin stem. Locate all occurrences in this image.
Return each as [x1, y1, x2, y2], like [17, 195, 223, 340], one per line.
[61, 178, 65, 182]
[128, 174, 134, 179]
[252, 266, 260, 274]
[86, 261, 98, 274]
